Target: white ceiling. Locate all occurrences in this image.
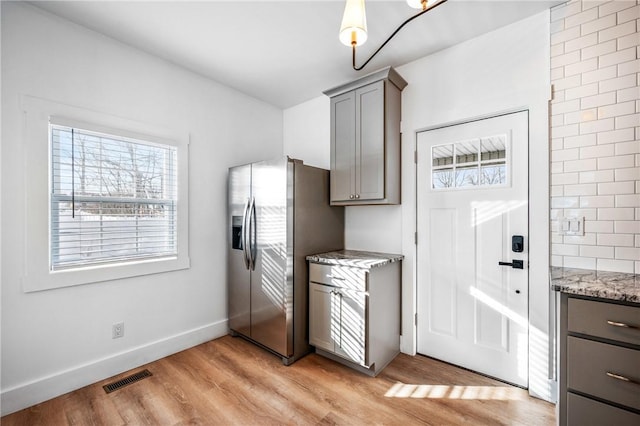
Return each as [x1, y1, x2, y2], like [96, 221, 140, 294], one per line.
[30, 0, 562, 109]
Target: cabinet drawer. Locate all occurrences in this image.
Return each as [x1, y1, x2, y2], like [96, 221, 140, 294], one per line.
[568, 298, 640, 346]
[567, 392, 640, 426]
[567, 336, 640, 411]
[309, 263, 367, 291]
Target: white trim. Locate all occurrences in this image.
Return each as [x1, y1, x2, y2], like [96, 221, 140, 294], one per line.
[49, 116, 180, 149]
[0, 320, 228, 416]
[526, 100, 552, 402]
[21, 95, 190, 292]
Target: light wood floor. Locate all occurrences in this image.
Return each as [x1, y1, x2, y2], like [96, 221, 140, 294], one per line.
[2, 335, 555, 425]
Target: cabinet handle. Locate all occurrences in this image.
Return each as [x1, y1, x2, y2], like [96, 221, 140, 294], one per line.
[338, 291, 343, 349]
[329, 289, 343, 348]
[606, 320, 639, 330]
[355, 194, 360, 199]
[350, 194, 354, 199]
[606, 372, 640, 385]
[326, 275, 345, 280]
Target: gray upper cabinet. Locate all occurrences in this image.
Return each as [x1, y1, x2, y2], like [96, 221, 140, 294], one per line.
[324, 67, 407, 206]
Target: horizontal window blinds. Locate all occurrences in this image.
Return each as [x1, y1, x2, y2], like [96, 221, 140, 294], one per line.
[50, 123, 178, 270]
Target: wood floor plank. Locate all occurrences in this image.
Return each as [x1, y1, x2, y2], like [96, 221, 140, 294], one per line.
[1, 335, 555, 425]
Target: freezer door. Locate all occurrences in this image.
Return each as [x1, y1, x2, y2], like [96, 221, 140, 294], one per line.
[228, 164, 251, 336]
[250, 157, 293, 357]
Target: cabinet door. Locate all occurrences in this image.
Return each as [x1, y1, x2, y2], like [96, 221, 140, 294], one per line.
[309, 283, 336, 352]
[355, 80, 385, 201]
[330, 91, 356, 203]
[334, 288, 367, 366]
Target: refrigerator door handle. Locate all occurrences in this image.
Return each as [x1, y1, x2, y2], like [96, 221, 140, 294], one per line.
[241, 197, 250, 270]
[248, 196, 257, 271]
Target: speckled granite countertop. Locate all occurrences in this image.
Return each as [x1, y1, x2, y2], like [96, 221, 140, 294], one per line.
[306, 250, 404, 269]
[551, 267, 640, 304]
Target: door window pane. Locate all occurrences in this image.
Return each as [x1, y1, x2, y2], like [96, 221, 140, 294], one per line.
[456, 165, 479, 188]
[480, 135, 507, 185]
[455, 139, 479, 165]
[432, 168, 455, 188]
[481, 163, 506, 185]
[432, 144, 453, 166]
[431, 134, 508, 190]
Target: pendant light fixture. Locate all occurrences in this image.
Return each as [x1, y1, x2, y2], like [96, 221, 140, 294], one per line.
[340, 0, 449, 71]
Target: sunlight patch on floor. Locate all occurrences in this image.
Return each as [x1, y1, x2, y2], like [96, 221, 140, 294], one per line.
[384, 383, 527, 400]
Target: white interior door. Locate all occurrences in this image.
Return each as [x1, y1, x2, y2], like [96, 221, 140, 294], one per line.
[416, 111, 529, 388]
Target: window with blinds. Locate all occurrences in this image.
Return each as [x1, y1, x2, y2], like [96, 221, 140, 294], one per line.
[50, 123, 178, 271]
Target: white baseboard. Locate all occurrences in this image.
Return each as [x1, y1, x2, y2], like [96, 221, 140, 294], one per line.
[1, 320, 228, 416]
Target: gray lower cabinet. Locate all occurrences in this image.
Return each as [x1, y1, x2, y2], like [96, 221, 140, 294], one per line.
[308, 261, 401, 376]
[559, 294, 640, 425]
[324, 66, 407, 206]
[309, 282, 366, 365]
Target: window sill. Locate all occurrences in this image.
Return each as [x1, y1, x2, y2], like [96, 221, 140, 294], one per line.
[23, 255, 190, 293]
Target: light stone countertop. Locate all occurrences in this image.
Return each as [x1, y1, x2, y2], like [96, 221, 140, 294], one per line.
[550, 266, 640, 304]
[306, 250, 404, 269]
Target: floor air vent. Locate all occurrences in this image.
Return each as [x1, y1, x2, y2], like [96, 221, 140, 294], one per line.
[103, 369, 152, 393]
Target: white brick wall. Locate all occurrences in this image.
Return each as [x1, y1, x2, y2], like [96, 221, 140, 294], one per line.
[550, 0, 640, 273]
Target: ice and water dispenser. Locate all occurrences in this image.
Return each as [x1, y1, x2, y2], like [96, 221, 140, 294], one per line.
[231, 216, 243, 250]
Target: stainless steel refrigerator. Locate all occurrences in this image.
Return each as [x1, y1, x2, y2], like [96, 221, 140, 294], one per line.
[228, 157, 344, 365]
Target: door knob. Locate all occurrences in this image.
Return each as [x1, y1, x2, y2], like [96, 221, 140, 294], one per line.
[499, 260, 524, 269]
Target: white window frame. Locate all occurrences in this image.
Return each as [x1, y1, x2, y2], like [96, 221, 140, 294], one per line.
[22, 96, 190, 292]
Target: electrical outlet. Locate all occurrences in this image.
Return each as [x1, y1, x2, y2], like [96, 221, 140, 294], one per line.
[559, 216, 585, 236]
[112, 322, 124, 339]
